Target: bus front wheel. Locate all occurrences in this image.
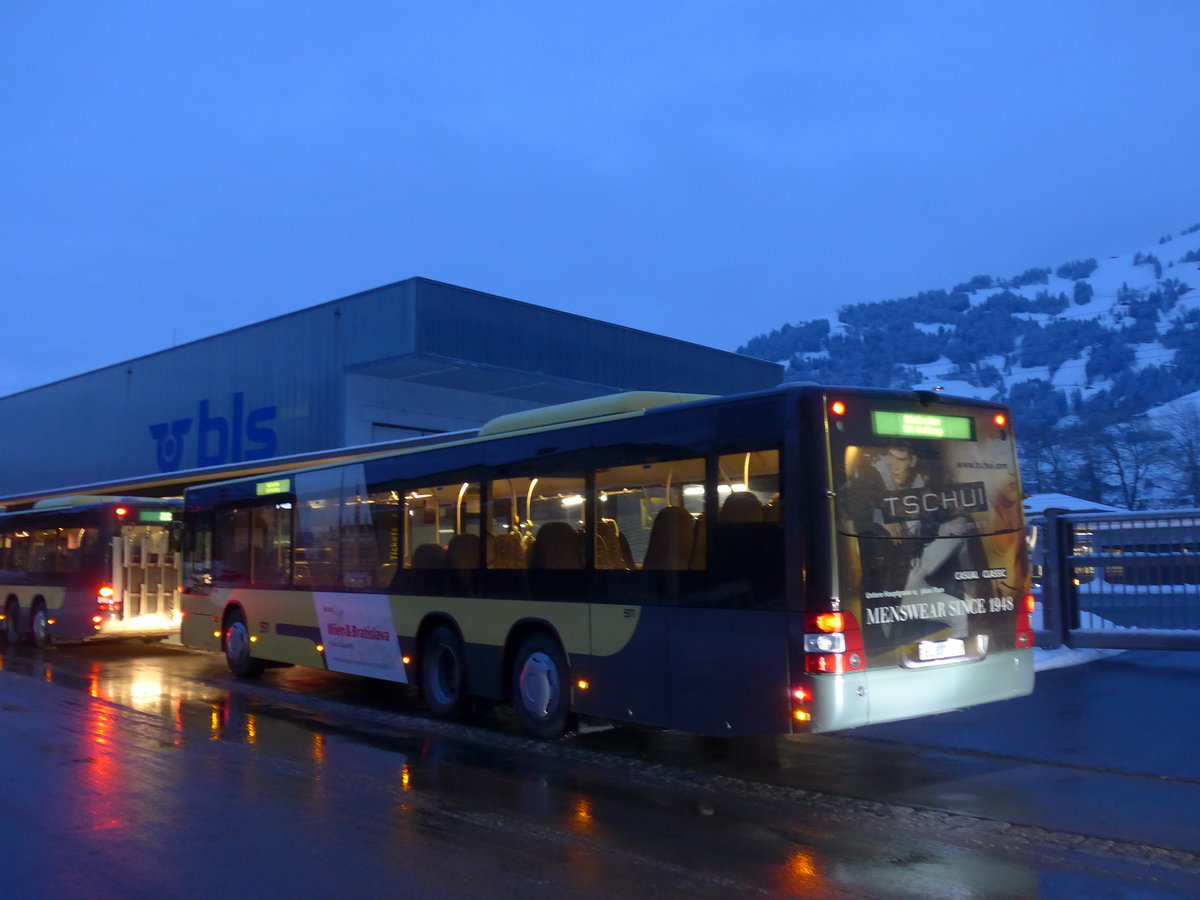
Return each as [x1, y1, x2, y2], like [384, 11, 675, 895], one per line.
[223, 610, 265, 678]
[420, 626, 471, 720]
[512, 633, 572, 739]
[3, 601, 19, 645]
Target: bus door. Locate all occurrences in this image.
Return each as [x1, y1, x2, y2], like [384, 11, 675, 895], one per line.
[112, 522, 178, 623]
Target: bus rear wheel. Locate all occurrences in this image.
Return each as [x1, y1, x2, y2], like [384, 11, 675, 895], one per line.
[30, 603, 51, 649]
[512, 633, 572, 739]
[223, 610, 265, 678]
[420, 625, 471, 720]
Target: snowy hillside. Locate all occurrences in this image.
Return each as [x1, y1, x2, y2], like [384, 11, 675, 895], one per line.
[739, 221, 1200, 508]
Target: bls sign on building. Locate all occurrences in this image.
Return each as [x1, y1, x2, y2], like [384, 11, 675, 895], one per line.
[0, 278, 780, 501]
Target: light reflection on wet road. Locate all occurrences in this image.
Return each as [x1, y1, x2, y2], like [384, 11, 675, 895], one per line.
[2, 640, 1198, 898]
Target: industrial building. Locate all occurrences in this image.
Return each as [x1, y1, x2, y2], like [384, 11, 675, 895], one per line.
[0, 277, 781, 501]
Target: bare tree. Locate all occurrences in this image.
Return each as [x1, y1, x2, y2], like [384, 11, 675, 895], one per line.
[1160, 402, 1200, 506]
[1096, 423, 1171, 509]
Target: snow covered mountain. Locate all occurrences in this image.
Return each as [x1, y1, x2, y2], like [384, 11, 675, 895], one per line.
[739, 221, 1200, 508]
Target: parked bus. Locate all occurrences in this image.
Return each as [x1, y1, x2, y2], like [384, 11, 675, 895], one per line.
[1, 496, 182, 647]
[179, 386, 1034, 738]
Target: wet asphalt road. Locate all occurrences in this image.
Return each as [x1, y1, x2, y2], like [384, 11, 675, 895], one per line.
[1, 640, 1199, 898]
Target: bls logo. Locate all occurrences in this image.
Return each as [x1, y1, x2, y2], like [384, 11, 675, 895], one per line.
[149, 392, 278, 472]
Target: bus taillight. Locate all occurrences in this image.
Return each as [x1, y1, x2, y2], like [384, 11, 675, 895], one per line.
[97, 585, 122, 614]
[802, 610, 865, 674]
[1016, 593, 1035, 648]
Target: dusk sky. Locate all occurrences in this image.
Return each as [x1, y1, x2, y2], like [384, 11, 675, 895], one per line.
[3, 2, 1198, 396]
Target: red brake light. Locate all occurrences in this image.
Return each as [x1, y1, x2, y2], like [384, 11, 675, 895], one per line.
[993, 413, 1008, 427]
[114, 506, 129, 517]
[830, 400, 847, 416]
[803, 611, 865, 674]
[1016, 593, 1036, 647]
[97, 585, 121, 613]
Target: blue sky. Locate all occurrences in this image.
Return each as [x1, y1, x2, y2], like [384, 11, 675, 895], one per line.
[2, 1, 1198, 396]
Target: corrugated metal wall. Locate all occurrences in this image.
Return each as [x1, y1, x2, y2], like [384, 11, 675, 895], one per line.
[0, 278, 780, 496]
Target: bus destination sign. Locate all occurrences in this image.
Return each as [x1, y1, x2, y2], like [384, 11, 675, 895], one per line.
[255, 478, 291, 497]
[138, 510, 175, 523]
[870, 410, 974, 441]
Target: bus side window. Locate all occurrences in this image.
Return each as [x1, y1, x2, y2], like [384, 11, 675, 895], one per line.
[294, 469, 342, 589]
[212, 500, 293, 587]
[182, 511, 213, 594]
[595, 457, 706, 570]
[488, 475, 586, 570]
[710, 449, 783, 606]
[252, 501, 293, 587]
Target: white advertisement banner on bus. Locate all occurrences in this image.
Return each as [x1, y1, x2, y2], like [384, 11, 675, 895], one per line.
[313, 592, 408, 682]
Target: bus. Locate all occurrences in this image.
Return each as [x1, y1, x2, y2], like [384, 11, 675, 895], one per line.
[1, 496, 182, 647]
[179, 386, 1034, 738]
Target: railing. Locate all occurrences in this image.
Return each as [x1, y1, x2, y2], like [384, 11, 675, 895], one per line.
[1033, 509, 1200, 651]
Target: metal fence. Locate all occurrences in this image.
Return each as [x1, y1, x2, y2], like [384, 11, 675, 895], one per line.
[1032, 509, 1200, 651]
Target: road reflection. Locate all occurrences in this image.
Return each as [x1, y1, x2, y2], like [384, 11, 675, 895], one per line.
[0, 640, 1146, 898]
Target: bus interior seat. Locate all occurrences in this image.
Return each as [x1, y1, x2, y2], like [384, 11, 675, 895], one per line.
[530, 521, 585, 569]
[447, 533, 481, 569]
[411, 542, 448, 569]
[720, 491, 764, 523]
[490, 531, 526, 569]
[689, 516, 706, 570]
[643, 506, 696, 570]
[595, 518, 632, 570]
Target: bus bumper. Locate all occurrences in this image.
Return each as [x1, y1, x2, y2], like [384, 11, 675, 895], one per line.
[805, 648, 1034, 733]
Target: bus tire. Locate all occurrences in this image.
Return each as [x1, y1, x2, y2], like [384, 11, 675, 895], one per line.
[420, 625, 471, 720]
[30, 603, 51, 649]
[3, 600, 19, 645]
[223, 609, 265, 678]
[512, 632, 572, 739]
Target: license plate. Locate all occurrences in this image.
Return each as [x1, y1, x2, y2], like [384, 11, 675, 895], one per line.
[918, 637, 966, 661]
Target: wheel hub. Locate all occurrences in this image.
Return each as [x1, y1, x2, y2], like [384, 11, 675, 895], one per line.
[519, 651, 558, 719]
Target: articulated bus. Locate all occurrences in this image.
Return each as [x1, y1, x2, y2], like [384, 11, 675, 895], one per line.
[179, 386, 1034, 738]
[1, 496, 182, 647]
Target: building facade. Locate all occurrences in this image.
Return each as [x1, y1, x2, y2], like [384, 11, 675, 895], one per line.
[0, 278, 781, 498]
